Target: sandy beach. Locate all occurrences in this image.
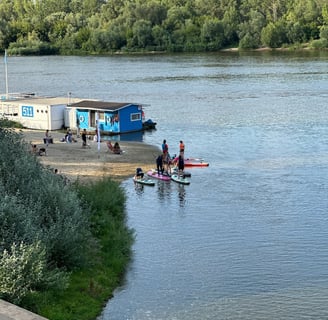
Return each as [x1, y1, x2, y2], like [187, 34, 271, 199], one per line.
[20, 129, 161, 182]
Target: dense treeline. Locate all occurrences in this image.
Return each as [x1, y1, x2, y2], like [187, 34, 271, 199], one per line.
[0, 0, 328, 55]
[0, 123, 134, 319]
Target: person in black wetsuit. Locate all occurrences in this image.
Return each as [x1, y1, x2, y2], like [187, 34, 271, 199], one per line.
[82, 129, 87, 147]
[156, 154, 164, 175]
[178, 154, 185, 176]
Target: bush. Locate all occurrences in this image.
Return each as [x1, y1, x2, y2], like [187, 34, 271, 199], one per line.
[0, 242, 68, 304]
[0, 126, 92, 269]
[0, 125, 92, 304]
[0, 117, 24, 128]
[8, 41, 58, 56]
[0, 126, 134, 319]
[310, 38, 328, 49]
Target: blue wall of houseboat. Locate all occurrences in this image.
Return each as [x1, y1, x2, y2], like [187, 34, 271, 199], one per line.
[76, 104, 142, 134]
[119, 104, 142, 133]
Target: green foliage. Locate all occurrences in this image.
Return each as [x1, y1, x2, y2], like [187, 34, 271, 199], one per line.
[0, 117, 23, 128]
[0, 126, 134, 319]
[0, 242, 68, 304]
[201, 18, 225, 50]
[261, 21, 288, 48]
[310, 38, 328, 48]
[32, 178, 134, 320]
[0, 0, 327, 52]
[0, 126, 91, 304]
[8, 39, 58, 55]
[319, 25, 328, 40]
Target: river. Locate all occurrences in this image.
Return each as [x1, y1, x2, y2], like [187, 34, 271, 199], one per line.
[3, 51, 328, 319]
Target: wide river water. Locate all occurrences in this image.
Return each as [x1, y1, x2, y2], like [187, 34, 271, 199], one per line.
[3, 51, 328, 319]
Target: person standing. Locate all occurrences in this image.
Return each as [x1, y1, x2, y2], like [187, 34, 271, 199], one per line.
[162, 139, 168, 155]
[179, 140, 185, 156]
[178, 154, 185, 176]
[44, 129, 51, 146]
[161, 139, 169, 173]
[82, 129, 87, 147]
[156, 154, 164, 175]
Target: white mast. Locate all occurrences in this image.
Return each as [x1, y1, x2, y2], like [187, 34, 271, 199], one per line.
[4, 49, 8, 99]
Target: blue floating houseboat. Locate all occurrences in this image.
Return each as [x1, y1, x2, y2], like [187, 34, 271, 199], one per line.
[65, 100, 153, 135]
[0, 93, 156, 134]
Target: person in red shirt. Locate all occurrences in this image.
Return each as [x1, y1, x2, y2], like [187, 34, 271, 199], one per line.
[179, 140, 185, 155]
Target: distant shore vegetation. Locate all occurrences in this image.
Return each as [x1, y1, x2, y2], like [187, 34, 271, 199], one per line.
[0, 0, 328, 56]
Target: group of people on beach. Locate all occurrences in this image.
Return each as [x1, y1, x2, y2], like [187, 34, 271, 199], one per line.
[42, 128, 123, 155]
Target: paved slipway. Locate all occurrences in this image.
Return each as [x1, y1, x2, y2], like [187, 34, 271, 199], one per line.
[0, 299, 48, 320]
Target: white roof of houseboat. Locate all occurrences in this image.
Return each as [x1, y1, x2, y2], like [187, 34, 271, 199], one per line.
[1, 93, 83, 106]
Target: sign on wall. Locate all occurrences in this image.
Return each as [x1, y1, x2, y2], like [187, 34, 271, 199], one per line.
[21, 105, 34, 117]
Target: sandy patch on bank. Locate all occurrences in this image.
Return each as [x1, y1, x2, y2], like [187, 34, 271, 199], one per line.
[19, 129, 161, 183]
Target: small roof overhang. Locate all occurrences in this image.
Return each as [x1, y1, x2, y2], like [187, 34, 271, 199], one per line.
[70, 100, 141, 111]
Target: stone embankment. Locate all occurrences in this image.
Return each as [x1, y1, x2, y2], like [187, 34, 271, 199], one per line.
[0, 299, 48, 320]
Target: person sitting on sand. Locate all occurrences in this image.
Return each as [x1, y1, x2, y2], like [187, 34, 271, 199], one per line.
[113, 142, 122, 154]
[31, 144, 38, 154]
[31, 144, 46, 156]
[66, 129, 73, 143]
[107, 141, 114, 151]
[106, 141, 122, 154]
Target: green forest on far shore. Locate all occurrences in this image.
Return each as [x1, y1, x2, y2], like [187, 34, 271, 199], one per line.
[1, 0, 328, 56]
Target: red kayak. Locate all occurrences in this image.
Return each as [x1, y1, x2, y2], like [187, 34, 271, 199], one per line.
[184, 160, 209, 167]
[174, 157, 209, 167]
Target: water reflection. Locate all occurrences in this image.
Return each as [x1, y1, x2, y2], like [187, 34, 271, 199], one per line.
[133, 182, 145, 197]
[102, 130, 145, 142]
[156, 181, 172, 202]
[177, 184, 186, 207]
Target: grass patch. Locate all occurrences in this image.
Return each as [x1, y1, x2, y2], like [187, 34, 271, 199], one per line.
[24, 177, 134, 320]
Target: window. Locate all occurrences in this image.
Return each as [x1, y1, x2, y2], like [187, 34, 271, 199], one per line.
[131, 113, 141, 121]
[98, 112, 105, 120]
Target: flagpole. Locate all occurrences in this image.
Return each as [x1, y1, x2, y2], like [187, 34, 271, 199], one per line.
[4, 49, 8, 99]
[96, 112, 100, 158]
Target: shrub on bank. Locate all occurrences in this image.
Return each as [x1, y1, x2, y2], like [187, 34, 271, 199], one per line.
[30, 178, 134, 320]
[0, 125, 134, 319]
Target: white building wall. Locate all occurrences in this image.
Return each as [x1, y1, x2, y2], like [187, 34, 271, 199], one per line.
[64, 107, 78, 130]
[0, 101, 66, 130]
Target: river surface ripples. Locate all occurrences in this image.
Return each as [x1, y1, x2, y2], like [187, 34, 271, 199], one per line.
[5, 52, 328, 319]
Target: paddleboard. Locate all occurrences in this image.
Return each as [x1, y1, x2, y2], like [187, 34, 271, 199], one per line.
[147, 169, 171, 181]
[133, 176, 155, 186]
[171, 174, 190, 185]
[171, 167, 191, 177]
